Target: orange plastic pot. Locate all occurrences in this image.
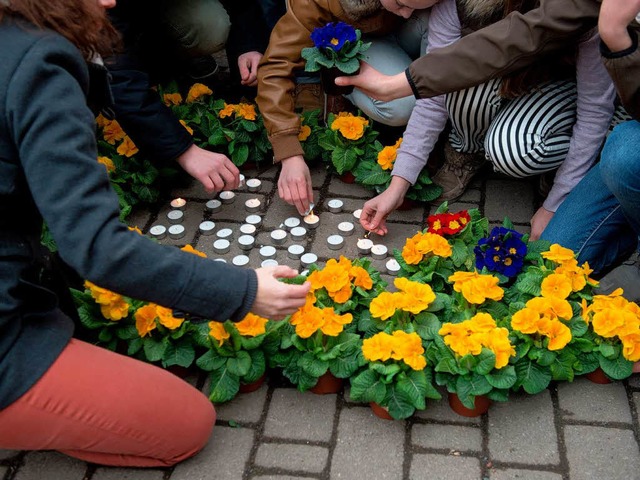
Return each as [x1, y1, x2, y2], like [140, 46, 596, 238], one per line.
[309, 371, 343, 394]
[585, 367, 612, 385]
[448, 392, 491, 417]
[239, 374, 266, 393]
[369, 402, 394, 420]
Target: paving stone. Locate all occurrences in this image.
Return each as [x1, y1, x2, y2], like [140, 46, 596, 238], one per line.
[151, 201, 203, 247]
[261, 199, 307, 230]
[264, 389, 336, 442]
[409, 453, 481, 480]
[127, 207, 153, 231]
[635, 393, 640, 430]
[255, 164, 280, 181]
[564, 425, 640, 479]
[411, 423, 481, 452]
[331, 406, 404, 479]
[457, 188, 481, 203]
[170, 178, 216, 200]
[15, 452, 86, 480]
[490, 469, 562, 479]
[254, 443, 328, 473]
[310, 164, 329, 188]
[215, 383, 268, 424]
[207, 191, 273, 223]
[484, 179, 534, 224]
[627, 375, 640, 388]
[414, 394, 480, 425]
[488, 391, 559, 465]
[92, 467, 164, 479]
[386, 202, 427, 224]
[253, 476, 314, 480]
[171, 426, 254, 480]
[327, 176, 376, 198]
[558, 379, 633, 424]
[0, 449, 19, 460]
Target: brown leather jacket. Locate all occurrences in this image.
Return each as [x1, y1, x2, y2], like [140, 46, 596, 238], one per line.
[256, 0, 402, 162]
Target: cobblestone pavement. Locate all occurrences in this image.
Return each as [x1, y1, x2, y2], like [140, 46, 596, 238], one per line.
[2, 162, 640, 480]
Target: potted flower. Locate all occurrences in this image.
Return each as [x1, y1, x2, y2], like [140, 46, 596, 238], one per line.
[301, 22, 371, 95]
[298, 109, 324, 163]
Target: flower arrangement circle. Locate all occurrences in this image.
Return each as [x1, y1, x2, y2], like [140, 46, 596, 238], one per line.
[475, 226, 527, 277]
[302, 22, 371, 74]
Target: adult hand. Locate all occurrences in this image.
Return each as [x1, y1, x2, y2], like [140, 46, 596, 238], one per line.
[238, 51, 263, 87]
[359, 177, 410, 235]
[278, 155, 314, 215]
[253, 266, 311, 319]
[599, 0, 640, 51]
[334, 62, 413, 102]
[176, 144, 240, 193]
[530, 206, 555, 241]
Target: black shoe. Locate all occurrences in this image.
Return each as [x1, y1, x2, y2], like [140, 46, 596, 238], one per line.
[187, 56, 219, 80]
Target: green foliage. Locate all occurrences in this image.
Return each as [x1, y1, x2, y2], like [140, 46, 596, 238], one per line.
[301, 27, 371, 73]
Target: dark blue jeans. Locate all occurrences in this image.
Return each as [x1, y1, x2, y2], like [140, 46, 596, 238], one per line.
[542, 120, 640, 274]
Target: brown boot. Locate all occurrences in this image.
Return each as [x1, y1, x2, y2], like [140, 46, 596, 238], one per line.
[430, 143, 486, 205]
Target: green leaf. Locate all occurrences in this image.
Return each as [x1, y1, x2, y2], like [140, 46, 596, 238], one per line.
[454, 375, 490, 410]
[299, 352, 329, 377]
[329, 351, 363, 378]
[77, 305, 106, 329]
[162, 339, 195, 368]
[196, 349, 227, 372]
[598, 343, 617, 359]
[127, 337, 143, 356]
[231, 143, 249, 166]
[486, 365, 517, 389]
[514, 359, 552, 394]
[208, 129, 227, 146]
[384, 384, 415, 419]
[371, 362, 401, 377]
[350, 369, 386, 403]
[227, 350, 252, 376]
[550, 351, 575, 382]
[536, 349, 557, 367]
[243, 349, 266, 383]
[474, 349, 497, 375]
[143, 336, 168, 362]
[116, 324, 139, 341]
[337, 57, 361, 74]
[396, 370, 428, 411]
[331, 147, 358, 174]
[208, 367, 240, 403]
[599, 355, 633, 380]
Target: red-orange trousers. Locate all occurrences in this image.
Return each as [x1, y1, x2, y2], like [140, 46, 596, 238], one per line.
[0, 339, 216, 467]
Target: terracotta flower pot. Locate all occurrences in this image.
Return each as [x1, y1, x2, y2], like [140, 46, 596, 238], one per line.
[369, 402, 394, 420]
[338, 171, 356, 184]
[448, 392, 491, 417]
[239, 374, 266, 393]
[309, 371, 343, 394]
[321, 66, 357, 96]
[585, 367, 612, 385]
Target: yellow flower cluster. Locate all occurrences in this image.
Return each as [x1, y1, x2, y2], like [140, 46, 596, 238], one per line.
[298, 124, 312, 141]
[448, 271, 504, 304]
[290, 302, 353, 338]
[542, 244, 595, 292]
[401, 231, 452, 265]
[582, 289, 640, 361]
[369, 277, 436, 320]
[362, 330, 426, 370]
[307, 256, 373, 304]
[116, 135, 139, 157]
[96, 114, 138, 157]
[330, 112, 369, 140]
[134, 304, 185, 337]
[218, 102, 258, 121]
[511, 294, 573, 351]
[236, 313, 269, 337]
[377, 138, 403, 171]
[208, 321, 230, 346]
[163, 93, 183, 106]
[186, 83, 213, 103]
[85, 280, 130, 321]
[439, 313, 515, 368]
[97, 156, 115, 173]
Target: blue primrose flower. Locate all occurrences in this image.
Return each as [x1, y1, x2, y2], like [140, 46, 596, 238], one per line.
[474, 226, 527, 277]
[310, 22, 357, 51]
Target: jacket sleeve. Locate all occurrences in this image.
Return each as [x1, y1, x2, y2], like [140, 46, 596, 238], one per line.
[9, 36, 257, 322]
[601, 26, 640, 120]
[256, 0, 335, 162]
[223, 0, 270, 55]
[407, 0, 601, 99]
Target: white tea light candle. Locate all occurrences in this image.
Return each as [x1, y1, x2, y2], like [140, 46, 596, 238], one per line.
[149, 225, 167, 240]
[290, 226, 307, 241]
[327, 199, 343, 213]
[213, 258, 227, 263]
[353, 209, 362, 220]
[371, 244, 388, 260]
[245, 214, 262, 227]
[219, 191, 235, 204]
[287, 244, 305, 260]
[327, 234, 344, 251]
[246, 178, 262, 192]
[205, 199, 222, 213]
[259, 245, 277, 260]
[300, 252, 318, 268]
[166, 209, 184, 224]
[238, 235, 255, 251]
[261, 259, 279, 268]
[356, 238, 373, 255]
[167, 224, 185, 240]
[245, 198, 261, 213]
[232, 255, 250, 267]
[198, 221, 215, 236]
[270, 229, 287, 245]
[386, 258, 401, 275]
[239, 223, 256, 236]
[216, 228, 234, 241]
[170, 197, 186, 210]
[303, 213, 320, 230]
[283, 217, 301, 230]
[337, 221, 354, 236]
[213, 239, 230, 254]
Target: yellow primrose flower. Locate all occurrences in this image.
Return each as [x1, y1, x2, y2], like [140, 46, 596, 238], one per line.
[394, 277, 435, 314]
[330, 113, 368, 140]
[377, 145, 397, 171]
[96, 113, 110, 128]
[298, 124, 312, 141]
[135, 304, 158, 337]
[316, 262, 351, 294]
[394, 137, 403, 149]
[236, 103, 257, 121]
[294, 307, 325, 338]
[449, 271, 504, 304]
[415, 232, 453, 258]
[369, 291, 399, 320]
[540, 319, 572, 351]
[483, 328, 515, 368]
[181, 244, 207, 258]
[320, 309, 353, 336]
[100, 297, 130, 321]
[186, 83, 213, 103]
[541, 273, 573, 299]
[102, 119, 125, 145]
[526, 296, 573, 321]
[332, 283, 353, 304]
[208, 321, 230, 346]
[128, 226, 143, 235]
[621, 332, 640, 362]
[179, 119, 194, 135]
[97, 156, 115, 173]
[117, 135, 139, 157]
[469, 312, 497, 333]
[156, 306, 184, 330]
[235, 313, 269, 337]
[511, 308, 540, 334]
[541, 244, 576, 264]
[401, 237, 423, 265]
[218, 102, 236, 118]
[350, 266, 373, 290]
[391, 331, 424, 363]
[555, 261, 587, 292]
[163, 93, 183, 106]
[362, 332, 396, 362]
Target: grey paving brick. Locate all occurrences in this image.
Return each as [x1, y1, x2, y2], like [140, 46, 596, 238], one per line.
[327, 176, 376, 198]
[171, 178, 216, 200]
[564, 425, 640, 479]
[208, 192, 273, 223]
[171, 426, 254, 480]
[15, 452, 86, 480]
[490, 469, 562, 480]
[215, 383, 268, 423]
[92, 467, 165, 480]
[331, 406, 404, 479]
[387, 202, 427, 224]
[255, 164, 280, 181]
[264, 389, 336, 442]
[310, 164, 328, 188]
[254, 443, 328, 473]
[261, 199, 307, 230]
[457, 188, 481, 203]
[414, 394, 480, 425]
[484, 179, 534, 224]
[558, 379, 633, 424]
[411, 423, 482, 452]
[488, 391, 559, 465]
[0, 449, 19, 460]
[635, 393, 640, 430]
[628, 375, 640, 388]
[253, 476, 315, 480]
[409, 453, 481, 480]
[127, 207, 152, 231]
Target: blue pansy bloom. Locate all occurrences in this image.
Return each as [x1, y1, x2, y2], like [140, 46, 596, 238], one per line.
[474, 226, 527, 277]
[310, 22, 357, 51]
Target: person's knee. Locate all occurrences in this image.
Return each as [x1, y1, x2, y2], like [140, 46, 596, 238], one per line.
[600, 123, 640, 194]
[356, 97, 414, 127]
[169, 1, 231, 56]
[168, 391, 216, 465]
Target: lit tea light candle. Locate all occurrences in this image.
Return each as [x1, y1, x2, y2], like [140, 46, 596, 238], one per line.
[237, 235, 255, 251]
[290, 226, 307, 241]
[245, 214, 262, 228]
[239, 223, 256, 236]
[287, 244, 305, 260]
[300, 252, 318, 268]
[168, 224, 185, 240]
[232, 255, 250, 267]
[259, 245, 277, 260]
[170, 197, 186, 210]
[337, 221, 355, 236]
[213, 239, 231, 254]
[219, 191, 235, 204]
[238, 174, 246, 189]
[303, 213, 320, 230]
[270, 229, 287, 246]
[167, 209, 184, 224]
[149, 225, 167, 240]
[283, 217, 301, 230]
[245, 198, 261, 213]
[246, 178, 262, 192]
[216, 228, 234, 241]
[353, 209, 362, 220]
[386, 258, 401, 275]
[261, 259, 279, 268]
[205, 199, 222, 213]
[371, 244, 388, 260]
[327, 234, 344, 251]
[327, 199, 343, 213]
[357, 238, 373, 255]
[198, 221, 215, 236]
